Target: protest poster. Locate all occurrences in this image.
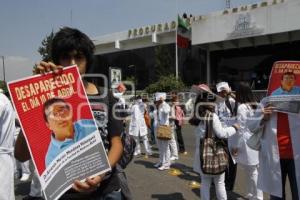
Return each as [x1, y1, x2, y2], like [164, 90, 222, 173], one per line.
[264, 61, 300, 114]
[8, 66, 110, 200]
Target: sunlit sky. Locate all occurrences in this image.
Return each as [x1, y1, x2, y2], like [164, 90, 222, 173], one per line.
[0, 0, 260, 81]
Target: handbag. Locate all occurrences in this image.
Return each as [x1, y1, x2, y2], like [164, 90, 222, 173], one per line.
[156, 110, 172, 140]
[200, 112, 229, 175]
[156, 125, 172, 140]
[247, 124, 264, 151]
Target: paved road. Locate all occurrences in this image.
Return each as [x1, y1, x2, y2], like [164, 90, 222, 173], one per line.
[15, 124, 291, 200]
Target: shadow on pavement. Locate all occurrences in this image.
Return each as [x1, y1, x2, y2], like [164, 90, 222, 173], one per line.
[15, 179, 31, 196]
[151, 192, 185, 200]
[227, 191, 247, 200]
[134, 160, 157, 169]
[191, 188, 200, 197]
[171, 163, 199, 182]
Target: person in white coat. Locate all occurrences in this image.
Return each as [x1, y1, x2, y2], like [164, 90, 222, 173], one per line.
[153, 92, 172, 171]
[0, 93, 15, 200]
[189, 86, 239, 200]
[232, 82, 263, 200]
[215, 81, 237, 191]
[247, 72, 300, 200]
[128, 96, 152, 157]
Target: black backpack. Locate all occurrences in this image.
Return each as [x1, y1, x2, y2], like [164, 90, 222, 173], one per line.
[90, 91, 136, 169]
[118, 131, 136, 169]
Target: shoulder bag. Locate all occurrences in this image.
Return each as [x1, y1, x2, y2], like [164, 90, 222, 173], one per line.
[200, 112, 229, 175]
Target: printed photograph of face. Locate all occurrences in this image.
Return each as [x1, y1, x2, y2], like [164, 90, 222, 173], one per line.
[44, 98, 74, 141]
[43, 97, 97, 167]
[271, 71, 300, 96]
[281, 72, 296, 92]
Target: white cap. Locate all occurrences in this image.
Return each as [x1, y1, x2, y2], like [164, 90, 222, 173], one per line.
[155, 92, 166, 101]
[216, 82, 230, 92]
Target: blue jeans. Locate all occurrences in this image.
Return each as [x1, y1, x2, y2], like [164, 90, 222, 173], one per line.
[99, 190, 122, 200]
[270, 159, 299, 200]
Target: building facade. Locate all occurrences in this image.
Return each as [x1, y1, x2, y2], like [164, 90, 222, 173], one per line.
[92, 0, 300, 90]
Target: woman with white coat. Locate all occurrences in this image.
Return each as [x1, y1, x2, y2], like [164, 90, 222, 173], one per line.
[0, 93, 15, 200]
[153, 92, 172, 171]
[231, 82, 263, 200]
[128, 96, 152, 157]
[189, 85, 239, 200]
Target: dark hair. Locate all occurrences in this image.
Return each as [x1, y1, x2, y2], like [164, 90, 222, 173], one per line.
[234, 82, 257, 115]
[43, 98, 69, 122]
[281, 71, 296, 80]
[189, 91, 215, 126]
[51, 27, 95, 72]
[172, 95, 178, 102]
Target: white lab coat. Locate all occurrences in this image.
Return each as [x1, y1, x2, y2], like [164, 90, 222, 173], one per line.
[250, 112, 300, 198]
[128, 102, 148, 137]
[0, 93, 15, 200]
[216, 97, 235, 127]
[153, 101, 172, 167]
[231, 104, 259, 165]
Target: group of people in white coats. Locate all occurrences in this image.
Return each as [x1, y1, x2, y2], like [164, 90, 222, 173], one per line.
[189, 82, 264, 200]
[127, 92, 180, 171]
[189, 79, 300, 200]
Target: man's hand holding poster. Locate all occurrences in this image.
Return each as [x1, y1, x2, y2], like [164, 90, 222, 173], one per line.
[8, 66, 110, 200]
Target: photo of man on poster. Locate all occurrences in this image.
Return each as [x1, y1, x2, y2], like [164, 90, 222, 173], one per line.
[44, 97, 97, 167]
[271, 71, 300, 95]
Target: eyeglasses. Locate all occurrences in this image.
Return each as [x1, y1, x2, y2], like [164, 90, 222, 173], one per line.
[282, 76, 295, 81]
[46, 105, 71, 119]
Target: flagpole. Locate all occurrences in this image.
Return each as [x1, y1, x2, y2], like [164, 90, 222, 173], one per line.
[175, 21, 178, 80]
[175, 0, 179, 80]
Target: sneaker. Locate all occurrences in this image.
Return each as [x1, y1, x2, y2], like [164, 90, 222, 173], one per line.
[133, 152, 141, 156]
[154, 162, 161, 168]
[158, 165, 170, 171]
[20, 174, 30, 182]
[170, 156, 178, 161]
[181, 151, 188, 155]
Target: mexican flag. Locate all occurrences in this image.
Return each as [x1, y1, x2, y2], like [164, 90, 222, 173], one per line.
[177, 15, 191, 48]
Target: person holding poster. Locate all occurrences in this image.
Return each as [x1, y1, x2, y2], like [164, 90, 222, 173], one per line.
[249, 61, 300, 200]
[0, 93, 15, 200]
[15, 27, 126, 200]
[43, 97, 96, 167]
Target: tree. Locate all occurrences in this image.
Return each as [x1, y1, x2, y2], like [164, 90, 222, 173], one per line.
[0, 80, 8, 94]
[145, 75, 185, 94]
[38, 31, 54, 62]
[154, 45, 174, 79]
[33, 31, 55, 73]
